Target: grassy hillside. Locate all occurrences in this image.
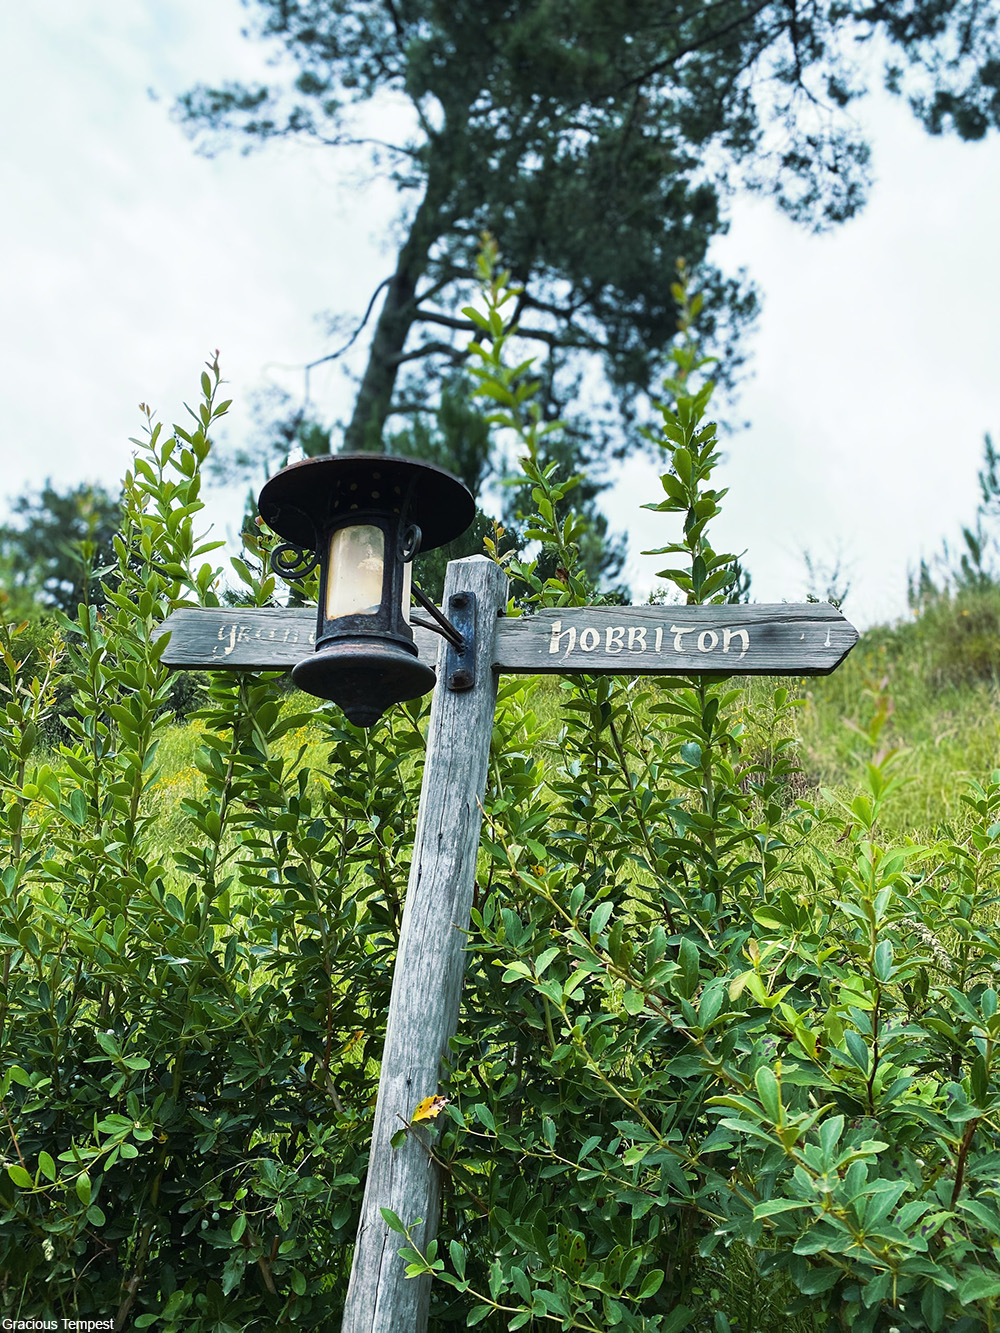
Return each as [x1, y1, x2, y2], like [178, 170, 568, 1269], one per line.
[795, 586, 1000, 836]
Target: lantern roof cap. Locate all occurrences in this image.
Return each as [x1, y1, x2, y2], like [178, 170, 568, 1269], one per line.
[258, 453, 475, 552]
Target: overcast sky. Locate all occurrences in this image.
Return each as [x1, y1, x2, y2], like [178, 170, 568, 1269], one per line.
[2, 1, 998, 628]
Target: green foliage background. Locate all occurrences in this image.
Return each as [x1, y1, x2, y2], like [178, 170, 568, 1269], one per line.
[2, 269, 1000, 1332]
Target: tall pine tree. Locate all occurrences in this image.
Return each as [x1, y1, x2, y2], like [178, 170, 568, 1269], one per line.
[177, 0, 999, 576]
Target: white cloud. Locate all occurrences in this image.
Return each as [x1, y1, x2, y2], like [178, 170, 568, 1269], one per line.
[614, 89, 1000, 626]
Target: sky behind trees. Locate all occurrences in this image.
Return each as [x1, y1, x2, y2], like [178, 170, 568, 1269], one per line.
[2, 0, 998, 626]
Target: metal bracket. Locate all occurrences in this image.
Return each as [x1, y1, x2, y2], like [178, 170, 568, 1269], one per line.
[443, 591, 477, 691]
[270, 542, 320, 581]
[411, 582, 465, 648]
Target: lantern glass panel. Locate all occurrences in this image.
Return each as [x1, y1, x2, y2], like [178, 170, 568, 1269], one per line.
[326, 524, 385, 619]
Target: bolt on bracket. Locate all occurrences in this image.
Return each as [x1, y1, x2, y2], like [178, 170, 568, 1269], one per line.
[444, 591, 477, 691]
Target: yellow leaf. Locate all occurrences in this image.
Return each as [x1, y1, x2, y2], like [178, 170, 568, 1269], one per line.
[412, 1095, 450, 1123]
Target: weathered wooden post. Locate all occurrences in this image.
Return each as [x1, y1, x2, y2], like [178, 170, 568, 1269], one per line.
[340, 554, 507, 1332]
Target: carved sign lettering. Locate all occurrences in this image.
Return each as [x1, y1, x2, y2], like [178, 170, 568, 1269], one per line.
[213, 621, 315, 657]
[546, 619, 749, 660]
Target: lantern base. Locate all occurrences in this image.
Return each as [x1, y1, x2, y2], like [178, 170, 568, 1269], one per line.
[291, 638, 436, 728]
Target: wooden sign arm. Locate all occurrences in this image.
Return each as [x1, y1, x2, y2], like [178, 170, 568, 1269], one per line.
[154, 602, 857, 677]
[340, 555, 509, 1333]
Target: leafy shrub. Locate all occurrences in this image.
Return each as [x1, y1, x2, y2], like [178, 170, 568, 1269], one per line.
[2, 271, 1000, 1333]
[0, 373, 424, 1326]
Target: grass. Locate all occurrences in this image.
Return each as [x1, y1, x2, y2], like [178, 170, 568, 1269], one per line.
[794, 605, 1000, 838]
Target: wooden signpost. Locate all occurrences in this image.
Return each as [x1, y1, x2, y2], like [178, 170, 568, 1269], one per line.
[156, 559, 858, 1333]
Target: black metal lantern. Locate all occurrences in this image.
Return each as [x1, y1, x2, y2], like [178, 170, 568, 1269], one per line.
[257, 454, 475, 727]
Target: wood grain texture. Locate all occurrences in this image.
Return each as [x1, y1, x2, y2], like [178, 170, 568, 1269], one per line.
[340, 556, 508, 1333]
[157, 602, 857, 678]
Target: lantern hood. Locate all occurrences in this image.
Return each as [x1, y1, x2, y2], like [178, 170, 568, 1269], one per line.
[257, 453, 475, 553]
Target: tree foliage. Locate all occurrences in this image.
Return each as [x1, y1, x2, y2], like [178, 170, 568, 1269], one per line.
[0, 481, 121, 617]
[176, 0, 1000, 467]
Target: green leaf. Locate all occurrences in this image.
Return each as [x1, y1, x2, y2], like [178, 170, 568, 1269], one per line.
[638, 1269, 665, 1298]
[76, 1172, 92, 1206]
[534, 946, 560, 976]
[7, 1164, 32, 1189]
[461, 305, 493, 334]
[677, 937, 700, 998]
[590, 900, 613, 936]
[971, 1053, 988, 1105]
[380, 1207, 406, 1234]
[844, 1030, 870, 1074]
[752, 907, 786, 930]
[819, 1115, 845, 1158]
[472, 1103, 496, 1132]
[698, 982, 726, 1027]
[873, 938, 894, 982]
[754, 1198, 811, 1218]
[95, 1031, 120, 1057]
[566, 1232, 586, 1276]
[921, 1281, 946, 1331]
[960, 1271, 1000, 1303]
[449, 1239, 466, 1281]
[754, 1066, 782, 1123]
[661, 1306, 693, 1333]
[38, 1151, 56, 1182]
